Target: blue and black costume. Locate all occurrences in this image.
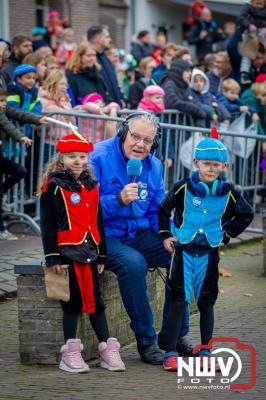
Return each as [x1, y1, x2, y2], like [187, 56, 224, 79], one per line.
[159, 171, 254, 353]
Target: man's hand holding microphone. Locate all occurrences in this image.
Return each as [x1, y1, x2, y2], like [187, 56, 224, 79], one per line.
[118, 158, 143, 206]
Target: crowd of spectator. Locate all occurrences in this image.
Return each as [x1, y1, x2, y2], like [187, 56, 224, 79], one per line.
[1, 4, 265, 132]
[0, 3, 266, 239]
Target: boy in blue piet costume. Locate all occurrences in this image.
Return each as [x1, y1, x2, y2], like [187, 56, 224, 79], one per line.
[158, 134, 254, 371]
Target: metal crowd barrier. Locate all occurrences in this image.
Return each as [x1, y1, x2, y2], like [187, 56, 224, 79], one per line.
[3, 109, 265, 234]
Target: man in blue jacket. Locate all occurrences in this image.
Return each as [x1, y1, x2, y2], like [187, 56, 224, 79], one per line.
[90, 112, 190, 365]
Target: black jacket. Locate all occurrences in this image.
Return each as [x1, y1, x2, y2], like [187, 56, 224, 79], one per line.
[40, 170, 107, 267]
[158, 178, 254, 244]
[130, 41, 155, 64]
[188, 20, 225, 62]
[97, 52, 124, 106]
[238, 4, 266, 30]
[128, 75, 148, 109]
[161, 59, 206, 127]
[0, 106, 40, 152]
[1, 53, 20, 85]
[66, 67, 111, 105]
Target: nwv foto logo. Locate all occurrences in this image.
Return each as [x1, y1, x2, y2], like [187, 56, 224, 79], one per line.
[177, 337, 256, 390]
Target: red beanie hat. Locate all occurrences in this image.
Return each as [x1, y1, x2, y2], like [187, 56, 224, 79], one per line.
[56, 133, 93, 153]
[255, 74, 266, 83]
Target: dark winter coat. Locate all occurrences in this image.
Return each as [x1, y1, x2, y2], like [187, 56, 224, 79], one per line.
[161, 59, 206, 126]
[206, 71, 233, 96]
[238, 4, 266, 30]
[97, 52, 124, 107]
[188, 20, 225, 61]
[1, 53, 20, 85]
[66, 67, 111, 105]
[227, 28, 266, 89]
[216, 92, 257, 116]
[131, 41, 155, 64]
[192, 89, 231, 121]
[128, 75, 149, 109]
[151, 64, 167, 85]
[0, 106, 41, 152]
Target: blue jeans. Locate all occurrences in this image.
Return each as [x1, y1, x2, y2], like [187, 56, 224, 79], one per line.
[105, 229, 189, 347]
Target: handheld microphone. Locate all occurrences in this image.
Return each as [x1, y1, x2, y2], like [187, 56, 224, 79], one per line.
[126, 158, 142, 182]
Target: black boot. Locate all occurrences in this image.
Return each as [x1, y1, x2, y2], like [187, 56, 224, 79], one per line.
[137, 343, 163, 365]
[158, 332, 194, 356]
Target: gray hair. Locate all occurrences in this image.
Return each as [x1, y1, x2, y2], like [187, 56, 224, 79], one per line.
[127, 112, 160, 134]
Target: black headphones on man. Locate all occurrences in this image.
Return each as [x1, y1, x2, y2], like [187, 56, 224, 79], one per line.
[117, 111, 161, 154]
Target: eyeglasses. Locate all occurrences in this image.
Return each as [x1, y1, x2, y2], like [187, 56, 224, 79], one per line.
[128, 129, 154, 147]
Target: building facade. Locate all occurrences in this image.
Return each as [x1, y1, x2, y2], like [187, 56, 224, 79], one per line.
[1, 0, 243, 51]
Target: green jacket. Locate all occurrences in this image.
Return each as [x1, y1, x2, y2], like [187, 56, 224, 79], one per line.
[0, 106, 41, 152]
[241, 88, 266, 135]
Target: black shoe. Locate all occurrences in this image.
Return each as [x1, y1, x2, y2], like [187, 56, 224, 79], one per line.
[137, 343, 163, 365]
[158, 332, 167, 351]
[176, 335, 194, 356]
[158, 333, 194, 356]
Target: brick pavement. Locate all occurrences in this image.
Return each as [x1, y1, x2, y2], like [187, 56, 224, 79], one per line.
[0, 241, 265, 400]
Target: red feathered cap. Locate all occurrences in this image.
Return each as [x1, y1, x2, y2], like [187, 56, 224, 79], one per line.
[56, 133, 93, 153]
[211, 126, 219, 139]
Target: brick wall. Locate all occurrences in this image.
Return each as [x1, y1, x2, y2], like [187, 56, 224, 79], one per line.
[17, 269, 165, 364]
[9, 0, 36, 38]
[8, 1, 127, 48]
[8, 0, 99, 44]
[69, 0, 100, 43]
[99, 4, 127, 48]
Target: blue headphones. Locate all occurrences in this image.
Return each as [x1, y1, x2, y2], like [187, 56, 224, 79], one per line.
[117, 111, 161, 154]
[189, 172, 227, 198]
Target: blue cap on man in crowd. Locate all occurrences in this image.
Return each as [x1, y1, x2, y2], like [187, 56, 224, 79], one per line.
[194, 138, 229, 163]
[13, 64, 37, 80]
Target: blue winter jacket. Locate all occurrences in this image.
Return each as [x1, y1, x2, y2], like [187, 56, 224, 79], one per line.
[90, 136, 165, 240]
[216, 92, 256, 115]
[191, 89, 231, 121]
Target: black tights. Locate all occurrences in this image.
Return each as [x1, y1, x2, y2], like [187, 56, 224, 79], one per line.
[166, 301, 214, 353]
[63, 310, 110, 343]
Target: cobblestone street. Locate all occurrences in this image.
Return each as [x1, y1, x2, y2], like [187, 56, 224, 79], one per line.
[0, 240, 265, 400]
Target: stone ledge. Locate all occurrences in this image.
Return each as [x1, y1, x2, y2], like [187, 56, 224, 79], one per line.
[14, 264, 44, 275]
[15, 266, 165, 365]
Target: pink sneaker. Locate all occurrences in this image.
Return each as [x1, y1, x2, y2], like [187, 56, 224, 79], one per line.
[59, 339, 90, 373]
[98, 337, 125, 371]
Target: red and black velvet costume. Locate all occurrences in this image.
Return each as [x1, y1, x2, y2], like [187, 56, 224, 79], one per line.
[40, 169, 106, 314]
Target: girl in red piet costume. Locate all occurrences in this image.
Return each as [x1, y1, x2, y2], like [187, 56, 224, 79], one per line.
[39, 131, 125, 373]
